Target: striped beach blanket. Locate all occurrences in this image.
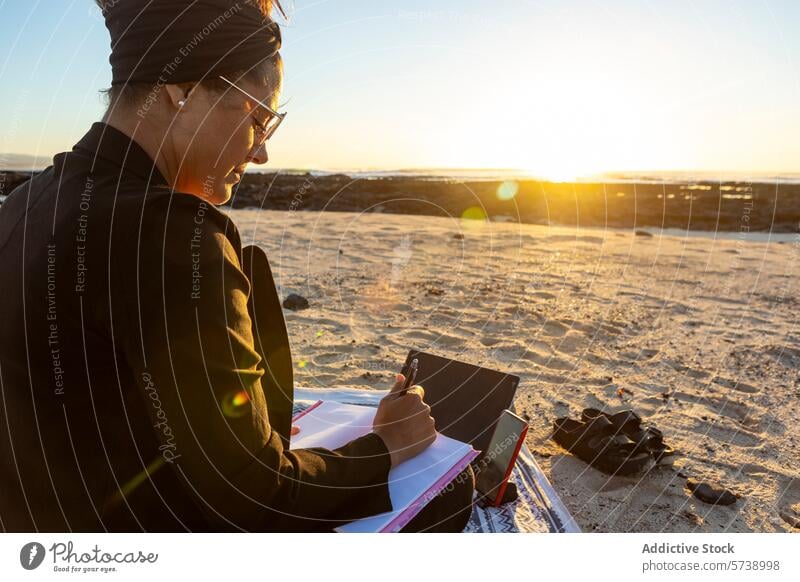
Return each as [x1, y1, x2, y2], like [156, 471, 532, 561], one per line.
[293, 387, 580, 533]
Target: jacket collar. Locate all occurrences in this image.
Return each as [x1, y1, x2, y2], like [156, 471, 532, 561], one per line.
[73, 122, 169, 187]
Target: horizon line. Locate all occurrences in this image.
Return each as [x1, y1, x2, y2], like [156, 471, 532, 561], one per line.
[2, 153, 800, 180]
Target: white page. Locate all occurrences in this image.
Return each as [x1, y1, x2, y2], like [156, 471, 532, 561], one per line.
[290, 401, 476, 532]
[290, 401, 376, 450]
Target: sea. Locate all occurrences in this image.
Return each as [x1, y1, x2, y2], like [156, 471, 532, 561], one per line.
[259, 168, 800, 185]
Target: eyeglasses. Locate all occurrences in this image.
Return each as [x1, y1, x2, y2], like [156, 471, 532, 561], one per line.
[218, 75, 286, 146]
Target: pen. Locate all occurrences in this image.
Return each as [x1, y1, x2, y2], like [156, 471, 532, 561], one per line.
[398, 358, 418, 396]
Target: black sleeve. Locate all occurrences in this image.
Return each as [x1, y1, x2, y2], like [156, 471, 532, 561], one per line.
[115, 195, 392, 530]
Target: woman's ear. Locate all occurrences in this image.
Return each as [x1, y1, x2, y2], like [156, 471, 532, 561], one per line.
[164, 83, 197, 111]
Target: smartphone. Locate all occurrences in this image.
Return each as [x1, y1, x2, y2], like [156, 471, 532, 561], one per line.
[474, 409, 529, 506]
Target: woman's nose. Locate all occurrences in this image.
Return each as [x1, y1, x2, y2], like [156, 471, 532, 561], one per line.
[249, 141, 268, 165]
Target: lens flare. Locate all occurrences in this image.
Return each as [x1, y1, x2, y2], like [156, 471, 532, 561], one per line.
[460, 206, 487, 229]
[222, 390, 251, 418]
[496, 180, 519, 201]
[105, 456, 166, 511]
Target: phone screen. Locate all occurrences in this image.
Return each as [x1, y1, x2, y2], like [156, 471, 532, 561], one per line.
[475, 410, 528, 500]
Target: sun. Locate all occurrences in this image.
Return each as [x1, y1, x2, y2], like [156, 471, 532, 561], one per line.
[537, 168, 581, 183]
[524, 160, 600, 183]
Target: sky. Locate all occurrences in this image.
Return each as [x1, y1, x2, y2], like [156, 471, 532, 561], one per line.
[0, 0, 799, 179]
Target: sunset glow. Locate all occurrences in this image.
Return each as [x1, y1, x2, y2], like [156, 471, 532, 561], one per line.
[0, 1, 798, 177]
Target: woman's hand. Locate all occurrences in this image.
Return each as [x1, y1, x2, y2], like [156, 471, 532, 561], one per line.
[373, 374, 437, 468]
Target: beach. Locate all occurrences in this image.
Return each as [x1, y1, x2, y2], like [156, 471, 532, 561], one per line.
[233, 207, 800, 533]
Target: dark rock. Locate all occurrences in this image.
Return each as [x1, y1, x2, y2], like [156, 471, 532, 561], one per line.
[686, 479, 738, 506]
[452, 233, 465, 240]
[634, 229, 653, 237]
[779, 503, 800, 529]
[282, 293, 309, 311]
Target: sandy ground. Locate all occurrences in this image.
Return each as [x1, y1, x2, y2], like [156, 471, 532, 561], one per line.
[232, 207, 800, 533]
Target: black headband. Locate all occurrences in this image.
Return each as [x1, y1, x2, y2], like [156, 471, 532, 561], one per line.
[104, 0, 281, 85]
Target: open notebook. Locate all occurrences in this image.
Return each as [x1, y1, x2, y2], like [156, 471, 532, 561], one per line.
[290, 401, 479, 532]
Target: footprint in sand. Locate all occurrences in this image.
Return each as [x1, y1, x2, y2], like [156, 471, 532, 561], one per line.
[488, 342, 529, 363]
[620, 348, 660, 361]
[763, 344, 800, 366]
[528, 290, 557, 300]
[696, 295, 746, 306]
[692, 418, 764, 448]
[712, 376, 759, 394]
[715, 400, 762, 431]
[560, 319, 623, 339]
[399, 329, 466, 348]
[541, 320, 569, 337]
[308, 317, 352, 336]
[524, 350, 575, 371]
[669, 361, 711, 380]
[482, 319, 514, 334]
[682, 391, 764, 432]
[555, 332, 589, 354]
[526, 339, 553, 352]
[312, 351, 353, 366]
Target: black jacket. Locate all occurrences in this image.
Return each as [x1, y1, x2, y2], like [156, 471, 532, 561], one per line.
[0, 122, 392, 532]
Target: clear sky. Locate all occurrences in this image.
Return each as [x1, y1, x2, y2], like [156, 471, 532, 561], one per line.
[1, 0, 799, 179]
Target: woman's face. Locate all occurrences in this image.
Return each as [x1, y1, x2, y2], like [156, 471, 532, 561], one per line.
[170, 73, 281, 205]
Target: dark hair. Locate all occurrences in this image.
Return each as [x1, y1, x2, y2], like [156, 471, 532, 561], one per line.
[94, 0, 283, 109]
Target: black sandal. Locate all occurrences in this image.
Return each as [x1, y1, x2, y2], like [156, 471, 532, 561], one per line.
[552, 416, 651, 476]
[582, 408, 676, 466]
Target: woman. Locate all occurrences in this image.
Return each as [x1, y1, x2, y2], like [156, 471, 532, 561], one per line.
[0, 0, 474, 532]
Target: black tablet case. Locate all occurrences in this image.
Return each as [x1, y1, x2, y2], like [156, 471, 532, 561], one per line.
[401, 349, 520, 457]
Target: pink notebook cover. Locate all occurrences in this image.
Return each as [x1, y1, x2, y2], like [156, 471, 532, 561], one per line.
[381, 447, 479, 532]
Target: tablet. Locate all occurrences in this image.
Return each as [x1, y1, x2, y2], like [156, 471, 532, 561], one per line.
[400, 349, 520, 457]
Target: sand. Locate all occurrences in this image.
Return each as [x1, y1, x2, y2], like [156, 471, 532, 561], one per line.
[232, 207, 800, 533]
